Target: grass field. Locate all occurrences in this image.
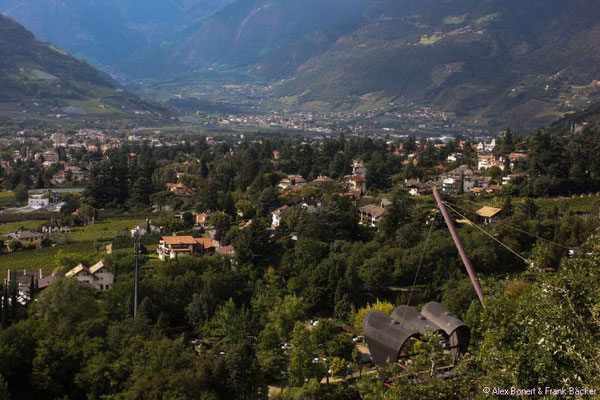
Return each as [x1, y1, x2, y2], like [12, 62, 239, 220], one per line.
[0, 220, 43, 235]
[67, 219, 144, 242]
[0, 218, 145, 277]
[535, 195, 600, 214]
[419, 34, 444, 45]
[435, 194, 600, 222]
[0, 242, 98, 275]
[443, 15, 467, 25]
[0, 191, 18, 208]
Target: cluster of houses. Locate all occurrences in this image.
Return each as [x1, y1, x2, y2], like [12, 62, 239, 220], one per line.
[399, 137, 528, 196]
[277, 159, 368, 200]
[0, 127, 205, 192]
[4, 260, 114, 304]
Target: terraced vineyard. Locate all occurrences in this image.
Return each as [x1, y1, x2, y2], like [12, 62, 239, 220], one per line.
[0, 218, 145, 276]
[0, 242, 97, 275]
[0, 191, 18, 209]
[0, 220, 43, 235]
[67, 219, 144, 242]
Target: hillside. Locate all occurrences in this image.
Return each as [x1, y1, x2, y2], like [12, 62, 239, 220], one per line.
[4, 0, 600, 129]
[272, 0, 600, 129]
[0, 0, 233, 67]
[0, 14, 168, 121]
[139, 0, 600, 129]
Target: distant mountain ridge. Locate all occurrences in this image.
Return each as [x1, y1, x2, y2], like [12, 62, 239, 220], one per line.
[271, 0, 600, 128]
[0, 0, 233, 67]
[3, 0, 600, 129]
[130, 0, 600, 129]
[0, 14, 168, 120]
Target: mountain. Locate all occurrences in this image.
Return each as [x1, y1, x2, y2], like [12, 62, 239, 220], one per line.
[113, 0, 369, 78]
[4, 0, 600, 129]
[0, 13, 168, 121]
[271, 0, 600, 128]
[0, 0, 233, 68]
[550, 100, 600, 132]
[134, 0, 600, 129]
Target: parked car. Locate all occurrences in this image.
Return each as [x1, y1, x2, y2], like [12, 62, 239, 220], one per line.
[281, 342, 294, 350]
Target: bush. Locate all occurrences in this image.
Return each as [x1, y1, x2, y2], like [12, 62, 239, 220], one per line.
[7, 239, 22, 252]
[353, 299, 395, 331]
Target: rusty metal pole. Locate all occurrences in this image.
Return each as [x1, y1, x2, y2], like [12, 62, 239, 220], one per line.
[432, 186, 485, 307]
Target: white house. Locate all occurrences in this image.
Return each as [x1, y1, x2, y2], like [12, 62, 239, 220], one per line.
[28, 194, 50, 208]
[358, 205, 386, 228]
[271, 205, 289, 229]
[41, 219, 71, 234]
[89, 261, 114, 291]
[157, 236, 215, 260]
[130, 220, 162, 237]
[65, 261, 114, 291]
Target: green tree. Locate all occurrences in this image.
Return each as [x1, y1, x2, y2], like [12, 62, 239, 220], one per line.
[13, 184, 28, 204]
[256, 187, 279, 217]
[354, 300, 395, 331]
[233, 220, 270, 267]
[288, 322, 324, 386]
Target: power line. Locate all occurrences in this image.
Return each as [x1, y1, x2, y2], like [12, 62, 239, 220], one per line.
[443, 199, 571, 250]
[442, 201, 530, 264]
[399, 210, 437, 326]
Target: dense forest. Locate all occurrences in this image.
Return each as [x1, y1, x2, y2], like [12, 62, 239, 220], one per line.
[0, 124, 600, 399]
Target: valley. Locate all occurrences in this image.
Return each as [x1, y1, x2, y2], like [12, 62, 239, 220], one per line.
[1, 2, 600, 399]
[3, 0, 600, 131]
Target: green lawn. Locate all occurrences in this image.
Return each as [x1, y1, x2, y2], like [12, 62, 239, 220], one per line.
[443, 15, 467, 25]
[67, 219, 144, 242]
[0, 191, 18, 208]
[0, 242, 98, 276]
[535, 195, 600, 214]
[419, 34, 444, 45]
[0, 218, 145, 278]
[0, 220, 43, 235]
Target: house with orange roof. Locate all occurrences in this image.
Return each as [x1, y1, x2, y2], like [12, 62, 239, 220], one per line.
[157, 235, 216, 260]
[344, 175, 367, 193]
[476, 206, 502, 224]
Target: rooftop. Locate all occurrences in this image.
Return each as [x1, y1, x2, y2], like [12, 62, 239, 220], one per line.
[476, 206, 502, 218]
[161, 236, 198, 246]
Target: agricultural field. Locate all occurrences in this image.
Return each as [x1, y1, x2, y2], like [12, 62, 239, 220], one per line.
[0, 242, 98, 275]
[0, 220, 43, 236]
[535, 195, 600, 215]
[67, 218, 145, 242]
[0, 191, 18, 208]
[444, 194, 600, 220]
[0, 218, 145, 277]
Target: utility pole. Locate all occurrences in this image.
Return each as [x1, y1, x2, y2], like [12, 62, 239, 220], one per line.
[432, 186, 485, 307]
[133, 232, 140, 317]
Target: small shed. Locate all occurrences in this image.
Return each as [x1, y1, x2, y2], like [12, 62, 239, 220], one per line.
[475, 206, 502, 224]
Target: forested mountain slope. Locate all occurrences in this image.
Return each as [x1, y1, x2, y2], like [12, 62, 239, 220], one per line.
[0, 14, 168, 120]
